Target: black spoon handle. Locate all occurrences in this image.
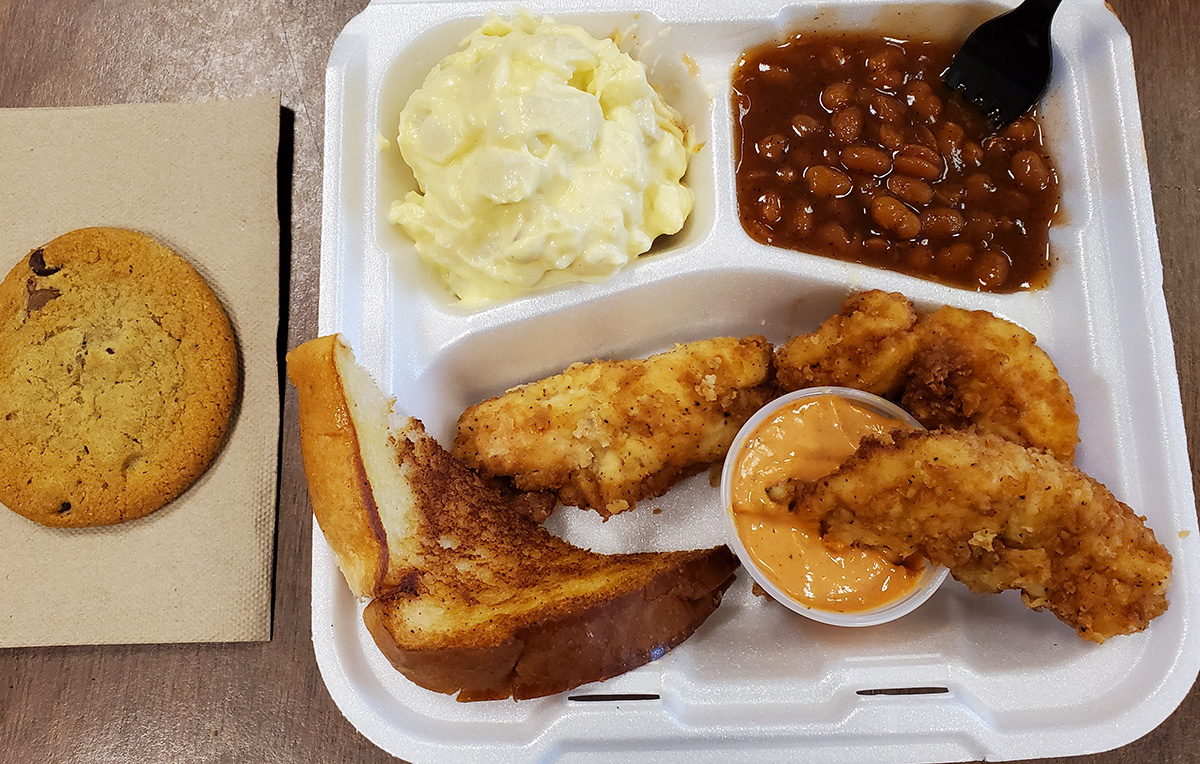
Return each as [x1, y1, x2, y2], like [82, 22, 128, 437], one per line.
[1022, 0, 1064, 21]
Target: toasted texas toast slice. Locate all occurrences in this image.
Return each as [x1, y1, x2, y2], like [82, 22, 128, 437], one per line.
[453, 336, 775, 517]
[287, 334, 739, 701]
[287, 333, 421, 598]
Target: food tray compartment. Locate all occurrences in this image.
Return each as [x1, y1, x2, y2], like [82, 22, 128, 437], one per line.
[314, 0, 1200, 761]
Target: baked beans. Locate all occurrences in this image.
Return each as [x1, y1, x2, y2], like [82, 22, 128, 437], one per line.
[732, 32, 1060, 291]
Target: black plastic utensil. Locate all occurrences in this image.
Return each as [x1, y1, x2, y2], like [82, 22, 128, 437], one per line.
[943, 0, 1064, 129]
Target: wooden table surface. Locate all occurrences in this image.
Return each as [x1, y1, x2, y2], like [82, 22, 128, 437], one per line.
[0, 1, 1196, 762]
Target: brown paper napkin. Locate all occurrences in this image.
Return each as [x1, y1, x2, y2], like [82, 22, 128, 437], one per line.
[0, 95, 280, 646]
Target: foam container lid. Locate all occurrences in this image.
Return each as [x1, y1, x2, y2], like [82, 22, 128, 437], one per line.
[315, 0, 1200, 761]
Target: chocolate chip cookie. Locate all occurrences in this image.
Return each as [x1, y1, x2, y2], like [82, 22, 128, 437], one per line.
[0, 228, 238, 527]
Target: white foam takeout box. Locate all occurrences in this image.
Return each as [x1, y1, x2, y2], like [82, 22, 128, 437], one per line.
[314, 0, 1200, 761]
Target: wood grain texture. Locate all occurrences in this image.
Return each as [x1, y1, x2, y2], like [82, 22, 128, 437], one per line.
[0, 1, 1195, 762]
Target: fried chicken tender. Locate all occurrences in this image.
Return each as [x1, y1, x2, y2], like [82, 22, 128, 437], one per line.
[453, 336, 775, 517]
[775, 290, 1079, 460]
[775, 290, 921, 395]
[786, 428, 1171, 643]
[902, 305, 1079, 461]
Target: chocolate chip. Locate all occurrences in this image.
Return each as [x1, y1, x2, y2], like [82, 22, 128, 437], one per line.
[28, 248, 60, 277]
[57, 502, 71, 514]
[25, 277, 61, 314]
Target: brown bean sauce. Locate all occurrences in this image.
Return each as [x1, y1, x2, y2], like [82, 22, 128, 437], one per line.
[732, 32, 1060, 291]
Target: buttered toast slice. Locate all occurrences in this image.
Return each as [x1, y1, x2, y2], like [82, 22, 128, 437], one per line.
[287, 335, 739, 701]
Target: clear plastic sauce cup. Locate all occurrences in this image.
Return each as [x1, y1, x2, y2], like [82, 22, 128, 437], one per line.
[721, 386, 949, 627]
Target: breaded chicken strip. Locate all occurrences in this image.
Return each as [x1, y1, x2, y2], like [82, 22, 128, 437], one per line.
[775, 290, 920, 395]
[902, 305, 1079, 461]
[776, 291, 1079, 460]
[786, 429, 1171, 643]
[454, 336, 775, 517]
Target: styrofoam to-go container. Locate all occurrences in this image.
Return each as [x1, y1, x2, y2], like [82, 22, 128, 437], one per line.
[719, 387, 950, 628]
[315, 0, 1200, 762]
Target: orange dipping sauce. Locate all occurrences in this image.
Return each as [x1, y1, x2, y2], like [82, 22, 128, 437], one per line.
[729, 392, 924, 613]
